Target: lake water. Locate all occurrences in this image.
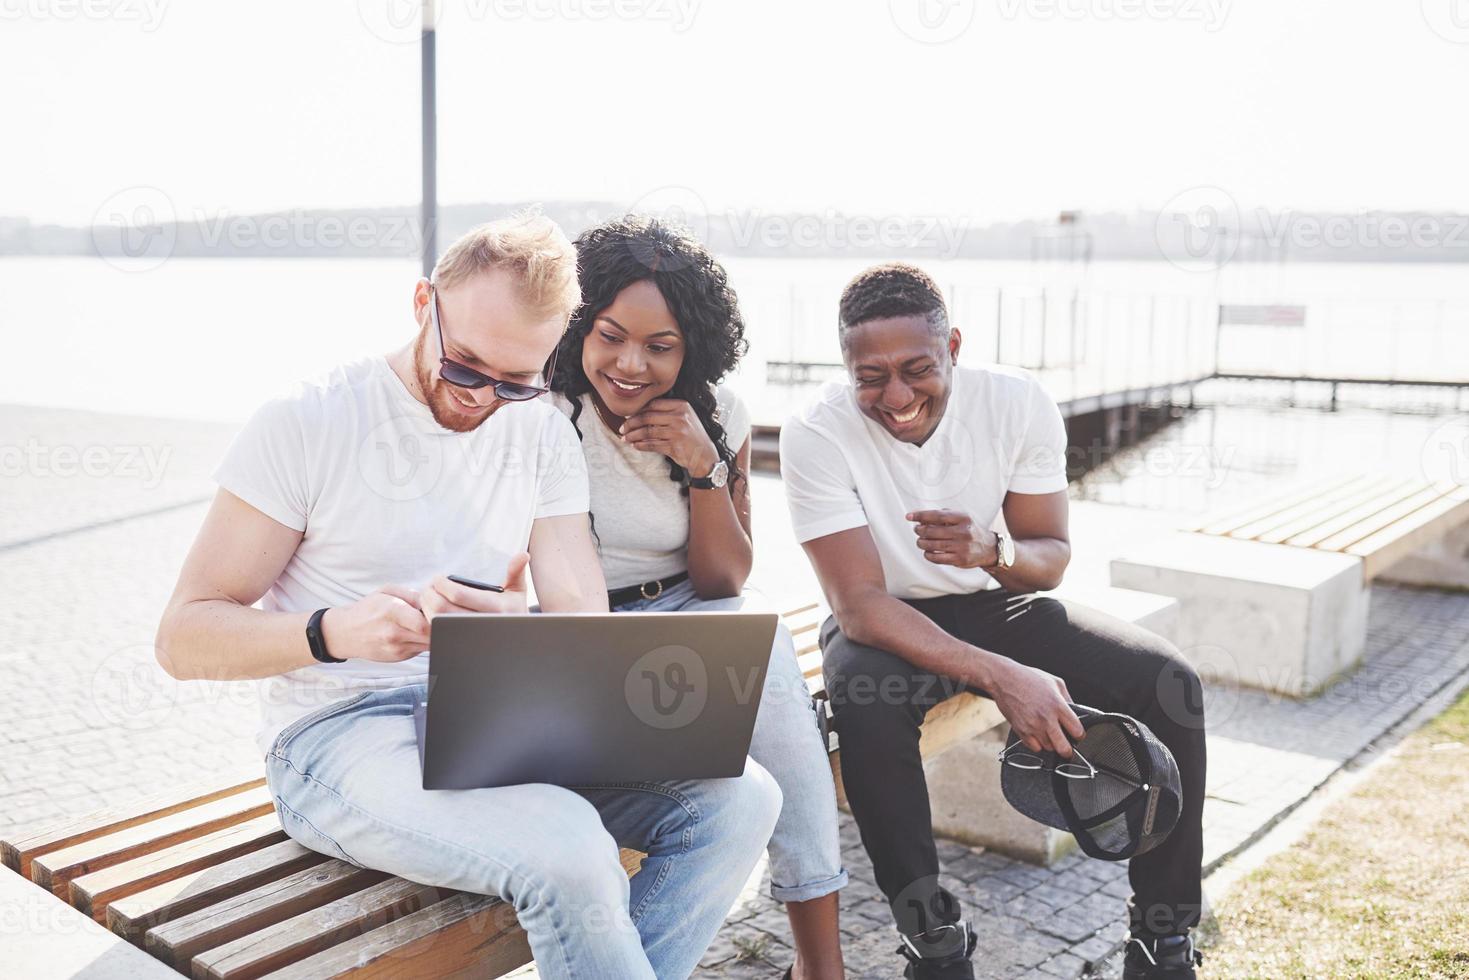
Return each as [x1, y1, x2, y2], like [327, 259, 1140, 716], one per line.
[1, 255, 1466, 426]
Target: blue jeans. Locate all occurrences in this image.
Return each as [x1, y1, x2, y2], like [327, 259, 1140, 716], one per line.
[613, 580, 848, 903]
[264, 682, 781, 979]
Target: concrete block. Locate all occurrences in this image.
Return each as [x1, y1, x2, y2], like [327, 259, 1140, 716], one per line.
[1110, 532, 1367, 697]
[1, 865, 178, 978]
[1377, 519, 1469, 592]
[1047, 584, 1181, 645]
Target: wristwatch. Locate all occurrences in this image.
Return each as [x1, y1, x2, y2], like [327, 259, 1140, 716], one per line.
[687, 458, 729, 490]
[989, 531, 1015, 571]
[306, 608, 345, 664]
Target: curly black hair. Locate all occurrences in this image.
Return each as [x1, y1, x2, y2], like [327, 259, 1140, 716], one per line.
[552, 215, 749, 497]
[837, 261, 949, 350]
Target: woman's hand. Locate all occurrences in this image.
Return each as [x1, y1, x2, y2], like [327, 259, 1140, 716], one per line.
[619, 398, 721, 477]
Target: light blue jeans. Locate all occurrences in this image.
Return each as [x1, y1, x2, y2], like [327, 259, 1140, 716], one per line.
[613, 579, 848, 903]
[264, 682, 781, 979]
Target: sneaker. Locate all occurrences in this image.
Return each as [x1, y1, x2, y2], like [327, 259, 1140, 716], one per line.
[897, 921, 977, 980]
[1122, 933, 1204, 979]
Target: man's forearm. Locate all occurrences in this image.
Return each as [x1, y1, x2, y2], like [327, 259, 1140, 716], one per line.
[834, 591, 1006, 690]
[156, 599, 318, 681]
[985, 535, 1070, 593]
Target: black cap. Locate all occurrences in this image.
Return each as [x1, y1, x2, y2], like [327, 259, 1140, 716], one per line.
[999, 704, 1182, 861]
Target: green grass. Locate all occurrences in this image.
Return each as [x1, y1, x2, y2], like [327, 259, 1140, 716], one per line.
[1200, 688, 1469, 978]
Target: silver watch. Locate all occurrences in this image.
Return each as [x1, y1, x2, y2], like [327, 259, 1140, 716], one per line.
[687, 459, 729, 490]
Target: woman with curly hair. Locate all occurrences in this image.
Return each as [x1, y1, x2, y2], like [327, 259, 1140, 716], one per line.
[551, 215, 847, 980]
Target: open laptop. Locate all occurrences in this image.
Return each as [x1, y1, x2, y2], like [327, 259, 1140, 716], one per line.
[413, 611, 777, 790]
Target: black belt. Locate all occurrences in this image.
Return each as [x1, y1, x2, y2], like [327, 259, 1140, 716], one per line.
[608, 572, 689, 607]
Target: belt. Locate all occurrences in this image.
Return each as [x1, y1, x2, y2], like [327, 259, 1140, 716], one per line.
[608, 572, 690, 608]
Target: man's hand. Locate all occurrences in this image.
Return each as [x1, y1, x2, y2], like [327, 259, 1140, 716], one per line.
[421, 552, 531, 619]
[620, 398, 720, 477]
[986, 658, 1085, 757]
[907, 509, 998, 569]
[320, 585, 430, 664]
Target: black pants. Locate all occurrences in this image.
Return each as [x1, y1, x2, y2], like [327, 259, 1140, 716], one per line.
[822, 589, 1207, 941]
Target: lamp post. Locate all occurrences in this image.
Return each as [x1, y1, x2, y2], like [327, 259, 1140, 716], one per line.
[420, 1, 437, 279]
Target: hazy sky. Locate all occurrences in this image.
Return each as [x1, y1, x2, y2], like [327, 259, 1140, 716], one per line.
[4, 0, 1468, 227]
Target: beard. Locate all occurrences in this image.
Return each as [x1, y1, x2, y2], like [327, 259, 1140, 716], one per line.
[412, 328, 499, 433]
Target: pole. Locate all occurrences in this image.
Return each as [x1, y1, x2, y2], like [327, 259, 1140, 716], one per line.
[420, 1, 438, 280]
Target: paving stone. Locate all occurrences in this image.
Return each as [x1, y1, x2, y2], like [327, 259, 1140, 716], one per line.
[1038, 950, 1090, 978]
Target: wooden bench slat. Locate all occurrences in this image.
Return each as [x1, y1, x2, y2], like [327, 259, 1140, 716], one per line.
[1279, 479, 1429, 548]
[2, 772, 265, 879]
[1309, 484, 1453, 553]
[779, 602, 819, 619]
[257, 892, 520, 980]
[192, 876, 447, 980]
[108, 839, 329, 944]
[1349, 486, 1469, 580]
[1185, 474, 1362, 535]
[254, 849, 643, 980]
[919, 694, 1006, 759]
[1237, 474, 1401, 542]
[145, 860, 390, 970]
[30, 785, 276, 898]
[69, 814, 287, 923]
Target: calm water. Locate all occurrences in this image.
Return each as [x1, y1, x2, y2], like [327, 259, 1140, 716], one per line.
[1, 256, 1466, 425]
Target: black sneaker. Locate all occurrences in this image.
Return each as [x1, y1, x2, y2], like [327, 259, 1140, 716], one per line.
[897, 921, 977, 980]
[1122, 933, 1204, 979]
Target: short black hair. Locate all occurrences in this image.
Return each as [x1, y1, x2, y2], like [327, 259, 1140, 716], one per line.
[837, 262, 949, 349]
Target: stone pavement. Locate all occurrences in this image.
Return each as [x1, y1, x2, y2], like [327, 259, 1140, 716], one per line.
[4, 403, 1469, 979]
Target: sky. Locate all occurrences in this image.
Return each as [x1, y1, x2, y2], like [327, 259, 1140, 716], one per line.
[3, 0, 1469, 228]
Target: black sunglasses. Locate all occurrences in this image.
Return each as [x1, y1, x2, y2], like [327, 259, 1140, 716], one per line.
[430, 285, 556, 401]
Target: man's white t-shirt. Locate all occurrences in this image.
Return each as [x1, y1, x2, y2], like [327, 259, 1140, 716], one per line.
[213, 355, 589, 758]
[550, 386, 752, 590]
[780, 364, 1068, 600]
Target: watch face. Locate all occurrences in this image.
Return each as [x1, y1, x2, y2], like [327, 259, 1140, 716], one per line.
[1001, 534, 1015, 567]
[710, 460, 729, 487]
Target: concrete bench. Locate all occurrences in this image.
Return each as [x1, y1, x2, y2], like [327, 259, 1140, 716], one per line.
[1111, 473, 1469, 696]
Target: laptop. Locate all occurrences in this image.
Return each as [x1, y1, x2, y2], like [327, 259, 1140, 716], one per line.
[413, 611, 777, 790]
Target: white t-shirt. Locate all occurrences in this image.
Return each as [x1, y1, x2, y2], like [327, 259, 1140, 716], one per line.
[214, 355, 589, 757]
[780, 364, 1067, 600]
[551, 386, 751, 590]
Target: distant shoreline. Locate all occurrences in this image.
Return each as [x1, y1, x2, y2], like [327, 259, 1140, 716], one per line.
[5, 200, 1468, 264]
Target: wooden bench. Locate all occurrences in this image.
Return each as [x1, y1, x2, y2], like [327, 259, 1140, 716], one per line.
[1, 603, 1003, 980]
[1180, 473, 1469, 585]
[1112, 473, 1469, 696]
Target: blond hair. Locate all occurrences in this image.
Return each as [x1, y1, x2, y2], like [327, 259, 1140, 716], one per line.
[431, 210, 581, 321]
